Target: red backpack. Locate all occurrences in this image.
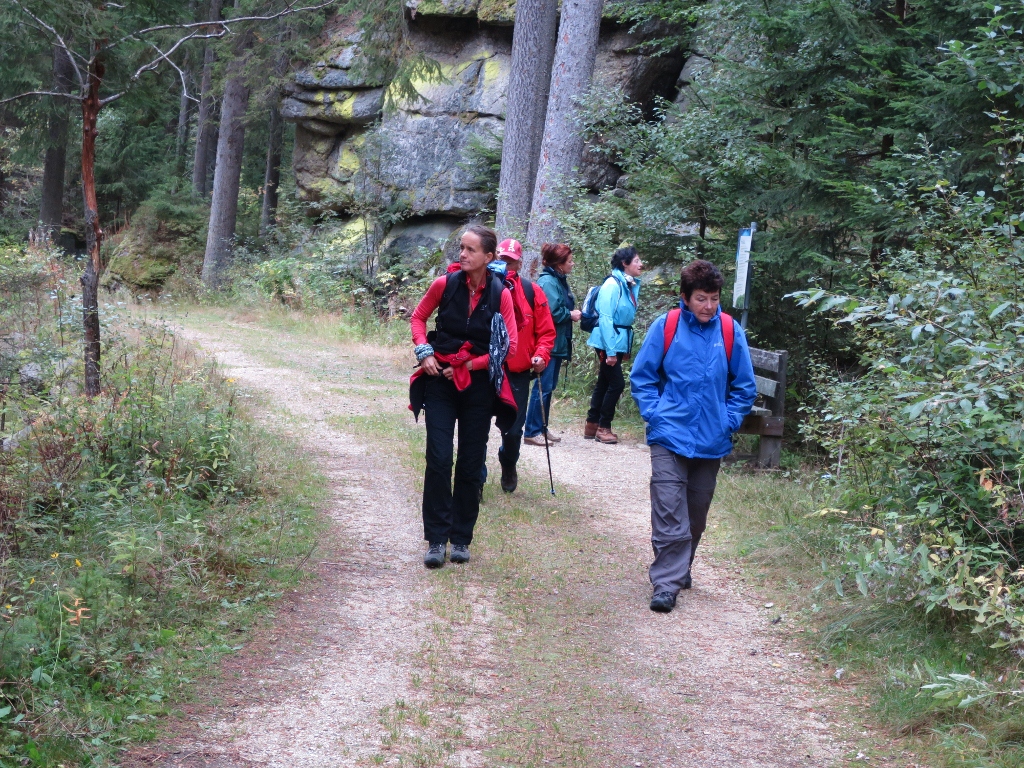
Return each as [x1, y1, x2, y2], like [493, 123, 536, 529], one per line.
[663, 308, 735, 362]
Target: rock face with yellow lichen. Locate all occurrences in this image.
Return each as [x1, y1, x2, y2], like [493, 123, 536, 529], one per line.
[284, 6, 684, 252]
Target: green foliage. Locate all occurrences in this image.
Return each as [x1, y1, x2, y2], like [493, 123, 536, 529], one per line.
[794, 147, 1024, 642]
[0, 245, 321, 763]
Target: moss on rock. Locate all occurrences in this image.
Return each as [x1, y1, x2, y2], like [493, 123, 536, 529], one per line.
[104, 195, 208, 290]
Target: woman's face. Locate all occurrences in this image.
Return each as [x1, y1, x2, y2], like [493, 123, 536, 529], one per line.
[624, 255, 643, 277]
[460, 232, 493, 273]
[557, 253, 575, 274]
[686, 289, 720, 324]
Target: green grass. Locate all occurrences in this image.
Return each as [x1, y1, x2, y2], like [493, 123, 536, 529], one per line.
[712, 472, 1024, 767]
[0, 322, 325, 766]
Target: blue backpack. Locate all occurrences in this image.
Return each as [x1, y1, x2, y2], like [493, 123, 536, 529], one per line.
[579, 274, 621, 332]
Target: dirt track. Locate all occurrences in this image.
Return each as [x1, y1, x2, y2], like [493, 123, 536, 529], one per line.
[124, 310, 882, 768]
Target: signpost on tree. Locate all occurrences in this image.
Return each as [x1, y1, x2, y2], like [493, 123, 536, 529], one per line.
[732, 221, 756, 330]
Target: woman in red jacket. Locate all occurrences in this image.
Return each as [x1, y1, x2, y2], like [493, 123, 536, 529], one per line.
[409, 225, 518, 568]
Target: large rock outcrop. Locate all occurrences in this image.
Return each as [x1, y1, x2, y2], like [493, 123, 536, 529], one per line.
[286, 6, 685, 253]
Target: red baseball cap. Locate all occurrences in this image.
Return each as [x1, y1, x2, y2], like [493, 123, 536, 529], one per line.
[497, 238, 523, 260]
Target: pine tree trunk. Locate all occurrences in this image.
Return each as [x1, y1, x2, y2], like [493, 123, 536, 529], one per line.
[201, 65, 250, 288]
[192, 0, 224, 197]
[495, 0, 558, 241]
[259, 102, 283, 237]
[173, 76, 192, 191]
[81, 55, 105, 398]
[524, 0, 604, 275]
[39, 47, 75, 239]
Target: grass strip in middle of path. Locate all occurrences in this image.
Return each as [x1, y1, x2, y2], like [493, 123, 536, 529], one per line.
[335, 410, 683, 768]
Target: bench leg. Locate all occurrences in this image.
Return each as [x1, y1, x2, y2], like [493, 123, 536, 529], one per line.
[757, 436, 782, 469]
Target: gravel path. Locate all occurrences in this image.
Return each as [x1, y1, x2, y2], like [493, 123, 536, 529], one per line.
[125, 312, 867, 767]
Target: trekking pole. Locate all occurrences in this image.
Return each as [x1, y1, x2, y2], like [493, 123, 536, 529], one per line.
[535, 371, 556, 496]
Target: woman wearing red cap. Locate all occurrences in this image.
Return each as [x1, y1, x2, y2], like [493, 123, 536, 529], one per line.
[489, 238, 556, 493]
[409, 225, 519, 568]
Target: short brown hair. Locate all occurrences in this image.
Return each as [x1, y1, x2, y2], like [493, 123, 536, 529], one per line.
[679, 259, 724, 298]
[541, 242, 572, 268]
[464, 224, 498, 256]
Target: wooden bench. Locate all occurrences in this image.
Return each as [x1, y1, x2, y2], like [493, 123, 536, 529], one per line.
[736, 347, 788, 468]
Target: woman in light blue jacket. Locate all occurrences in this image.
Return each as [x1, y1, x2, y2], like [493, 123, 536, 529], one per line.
[584, 246, 643, 444]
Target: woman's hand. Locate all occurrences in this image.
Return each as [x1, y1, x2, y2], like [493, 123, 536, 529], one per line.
[605, 355, 618, 367]
[421, 355, 441, 376]
[531, 356, 545, 373]
[442, 366, 455, 380]
[570, 309, 582, 322]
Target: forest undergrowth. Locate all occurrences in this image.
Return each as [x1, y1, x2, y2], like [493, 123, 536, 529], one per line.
[0, 245, 322, 766]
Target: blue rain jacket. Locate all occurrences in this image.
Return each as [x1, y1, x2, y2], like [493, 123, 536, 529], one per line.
[586, 269, 641, 356]
[630, 304, 758, 459]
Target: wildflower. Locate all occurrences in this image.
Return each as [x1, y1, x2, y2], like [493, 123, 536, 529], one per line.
[28, 578, 34, 585]
[75, 559, 82, 568]
[50, 552, 59, 559]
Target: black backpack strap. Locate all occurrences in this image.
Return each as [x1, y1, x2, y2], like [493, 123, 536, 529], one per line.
[489, 271, 505, 310]
[438, 270, 462, 314]
[520, 277, 535, 309]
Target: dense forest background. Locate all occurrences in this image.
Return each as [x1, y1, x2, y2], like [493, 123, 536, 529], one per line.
[2, 0, 1024, 764]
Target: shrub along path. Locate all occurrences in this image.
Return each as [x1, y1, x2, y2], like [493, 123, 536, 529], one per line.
[127, 308, 903, 767]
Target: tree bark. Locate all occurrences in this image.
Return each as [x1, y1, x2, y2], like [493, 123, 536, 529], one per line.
[524, 0, 604, 276]
[81, 54, 105, 398]
[39, 46, 75, 239]
[495, 0, 558, 241]
[201, 61, 250, 288]
[259, 101, 283, 237]
[192, 0, 224, 197]
[173, 72, 192, 191]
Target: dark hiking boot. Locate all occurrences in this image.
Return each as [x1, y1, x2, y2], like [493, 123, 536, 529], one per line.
[650, 591, 677, 613]
[584, 421, 599, 439]
[450, 544, 470, 564]
[500, 462, 518, 493]
[424, 543, 446, 569]
[681, 574, 692, 590]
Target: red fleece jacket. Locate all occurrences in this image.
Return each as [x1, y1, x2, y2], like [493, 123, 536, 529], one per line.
[410, 273, 518, 369]
[504, 271, 556, 373]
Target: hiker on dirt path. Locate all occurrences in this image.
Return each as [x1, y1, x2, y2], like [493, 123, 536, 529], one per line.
[524, 243, 580, 447]
[584, 246, 643, 444]
[488, 238, 556, 494]
[409, 225, 519, 569]
[630, 260, 757, 613]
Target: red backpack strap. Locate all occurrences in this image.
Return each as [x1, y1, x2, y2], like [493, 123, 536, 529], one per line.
[663, 308, 681, 357]
[721, 312, 734, 364]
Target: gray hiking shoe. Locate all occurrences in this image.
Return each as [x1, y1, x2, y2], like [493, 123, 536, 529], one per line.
[449, 544, 470, 564]
[650, 591, 677, 613]
[424, 543, 446, 569]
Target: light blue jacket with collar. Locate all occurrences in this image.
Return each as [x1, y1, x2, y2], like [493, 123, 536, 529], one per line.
[586, 269, 641, 356]
[630, 304, 757, 459]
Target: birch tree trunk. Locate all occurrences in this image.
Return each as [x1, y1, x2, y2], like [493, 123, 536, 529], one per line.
[39, 46, 75, 238]
[192, 0, 223, 197]
[259, 102, 283, 237]
[201, 59, 250, 288]
[524, 0, 604, 276]
[494, 0, 557, 241]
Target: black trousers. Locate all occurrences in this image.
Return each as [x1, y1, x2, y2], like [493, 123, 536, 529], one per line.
[586, 353, 625, 428]
[498, 369, 532, 469]
[422, 370, 494, 546]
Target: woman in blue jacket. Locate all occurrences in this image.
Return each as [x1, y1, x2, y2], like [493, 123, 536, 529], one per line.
[584, 246, 643, 444]
[630, 260, 757, 613]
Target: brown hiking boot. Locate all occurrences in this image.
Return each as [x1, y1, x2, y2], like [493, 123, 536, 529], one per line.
[523, 435, 547, 446]
[544, 431, 562, 443]
[584, 421, 599, 439]
[595, 427, 618, 444]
